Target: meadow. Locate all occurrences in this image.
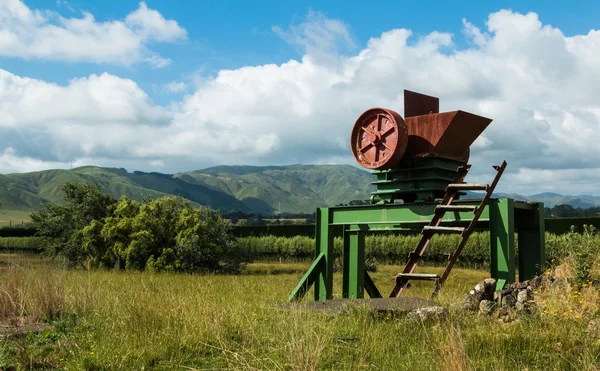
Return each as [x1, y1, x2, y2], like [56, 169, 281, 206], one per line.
[2, 242, 600, 370]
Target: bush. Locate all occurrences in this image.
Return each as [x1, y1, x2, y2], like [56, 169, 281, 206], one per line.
[31, 182, 248, 273]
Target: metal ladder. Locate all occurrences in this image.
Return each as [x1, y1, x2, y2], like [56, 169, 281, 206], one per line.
[389, 160, 507, 298]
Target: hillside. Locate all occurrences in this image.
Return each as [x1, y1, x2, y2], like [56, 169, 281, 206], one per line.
[0, 166, 251, 213]
[175, 164, 375, 214]
[1, 164, 600, 216]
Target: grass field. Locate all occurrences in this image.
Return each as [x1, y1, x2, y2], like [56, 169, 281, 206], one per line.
[0, 209, 33, 227]
[1, 254, 600, 370]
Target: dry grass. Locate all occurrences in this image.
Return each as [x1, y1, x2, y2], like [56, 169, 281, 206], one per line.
[1, 257, 600, 369]
[0, 266, 64, 326]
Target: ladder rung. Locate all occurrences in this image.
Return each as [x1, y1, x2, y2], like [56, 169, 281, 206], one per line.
[435, 205, 477, 212]
[422, 226, 465, 234]
[447, 183, 488, 191]
[396, 273, 440, 280]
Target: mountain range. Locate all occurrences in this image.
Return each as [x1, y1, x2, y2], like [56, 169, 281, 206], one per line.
[0, 164, 598, 215]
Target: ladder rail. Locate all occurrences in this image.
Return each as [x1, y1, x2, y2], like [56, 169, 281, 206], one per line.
[433, 160, 507, 296]
[389, 165, 471, 298]
[389, 161, 507, 299]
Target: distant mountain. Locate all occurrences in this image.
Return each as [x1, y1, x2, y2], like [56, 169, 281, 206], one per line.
[464, 191, 600, 208]
[175, 164, 375, 214]
[0, 164, 598, 216]
[0, 166, 251, 212]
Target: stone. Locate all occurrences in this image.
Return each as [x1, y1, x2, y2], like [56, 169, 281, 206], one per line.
[479, 300, 495, 315]
[406, 306, 447, 323]
[515, 301, 525, 312]
[501, 293, 516, 307]
[493, 306, 509, 318]
[517, 288, 531, 303]
[463, 294, 481, 311]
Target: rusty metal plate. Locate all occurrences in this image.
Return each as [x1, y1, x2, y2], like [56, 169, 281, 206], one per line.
[405, 110, 492, 159]
[404, 89, 439, 118]
[350, 108, 409, 170]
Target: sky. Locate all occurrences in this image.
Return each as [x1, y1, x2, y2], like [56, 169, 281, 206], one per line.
[2, 0, 600, 196]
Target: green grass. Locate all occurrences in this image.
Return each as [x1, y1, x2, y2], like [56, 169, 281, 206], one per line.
[0, 209, 33, 227]
[1, 256, 600, 370]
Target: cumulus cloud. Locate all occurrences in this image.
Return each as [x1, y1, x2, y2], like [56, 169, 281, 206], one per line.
[272, 9, 356, 54]
[0, 0, 186, 66]
[2, 9, 600, 196]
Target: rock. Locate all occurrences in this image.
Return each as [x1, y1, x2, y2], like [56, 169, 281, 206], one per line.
[479, 300, 495, 315]
[464, 279, 496, 311]
[482, 278, 497, 299]
[517, 288, 531, 303]
[515, 301, 525, 312]
[463, 294, 480, 311]
[501, 293, 516, 307]
[406, 306, 447, 323]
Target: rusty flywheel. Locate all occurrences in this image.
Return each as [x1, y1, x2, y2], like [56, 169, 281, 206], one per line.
[350, 108, 408, 170]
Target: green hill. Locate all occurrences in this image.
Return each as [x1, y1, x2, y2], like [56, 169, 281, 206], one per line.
[0, 164, 376, 215]
[0, 166, 251, 213]
[2, 164, 600, 217]
[175, 164, 376, 214]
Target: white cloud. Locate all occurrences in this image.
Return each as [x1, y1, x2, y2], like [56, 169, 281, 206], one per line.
[272, 9, 356, 54]
[164, 81, 187, 94]
[0, 0, 186, 66]
[2, 9, 600, 196]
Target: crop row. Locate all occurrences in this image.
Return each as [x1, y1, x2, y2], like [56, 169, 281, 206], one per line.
[1, 229, 594, 267]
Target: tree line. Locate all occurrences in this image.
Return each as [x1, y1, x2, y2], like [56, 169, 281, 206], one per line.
[545, 204, 600, 218]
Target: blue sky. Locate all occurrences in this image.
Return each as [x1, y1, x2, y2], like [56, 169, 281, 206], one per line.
[2, 0, 600, 196]
[4, 0, 600, 105]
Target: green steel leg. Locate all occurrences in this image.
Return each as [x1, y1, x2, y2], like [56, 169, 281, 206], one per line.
[314, 208, 334, 301]
[342, 227, 365, 299]
[364, 270, 382, 298]
[490, 199, 515, 290]
[288, 253, 326, 302]
[518, 204, 545, 280]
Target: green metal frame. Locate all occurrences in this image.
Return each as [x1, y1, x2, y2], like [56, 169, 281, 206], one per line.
[371, 155, 466, 204]
[289, 198, 545, 302]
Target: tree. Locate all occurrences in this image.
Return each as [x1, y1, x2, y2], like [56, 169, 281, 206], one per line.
[81, 195, 248, 273]
[31, 182, 117, 268]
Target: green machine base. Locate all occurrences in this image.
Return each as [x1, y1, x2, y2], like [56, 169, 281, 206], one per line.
[289, 198, 545, 302]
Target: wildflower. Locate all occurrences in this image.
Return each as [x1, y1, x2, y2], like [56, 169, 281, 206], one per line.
[576, 315, 581, 319]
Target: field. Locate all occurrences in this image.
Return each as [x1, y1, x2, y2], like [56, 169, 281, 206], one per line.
[2, 251, 600, 370]
[0, 209, 32, 227]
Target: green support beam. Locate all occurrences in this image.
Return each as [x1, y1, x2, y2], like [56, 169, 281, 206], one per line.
[289, 198, 545, 302]
[517, 204, 546, 280]
[489, 199, 515, 290]
[314, 208, 334, 301]
[343, 226, 365, 299]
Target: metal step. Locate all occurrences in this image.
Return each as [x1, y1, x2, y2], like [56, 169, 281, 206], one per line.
[422, 226, 465, 234]
[435, 205, 477, 212]
[446, 183, 488, 191]
[395, 273, 440, 281]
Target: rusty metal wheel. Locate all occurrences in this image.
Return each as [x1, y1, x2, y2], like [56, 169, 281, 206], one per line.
[350, 108, 408, 170]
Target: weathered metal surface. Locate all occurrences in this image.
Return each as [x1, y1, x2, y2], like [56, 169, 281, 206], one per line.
[350, 108, 408, 170]
[351, 90, 491, 169]
[404, 89, 439, 117]
[404, 111, 492, 159]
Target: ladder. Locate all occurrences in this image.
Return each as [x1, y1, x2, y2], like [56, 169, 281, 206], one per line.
[389, 160, 507, 298]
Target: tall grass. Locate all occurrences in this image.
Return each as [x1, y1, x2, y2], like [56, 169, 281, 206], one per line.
[0, 267, 64, 325]
[1, 259, 600, 369]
